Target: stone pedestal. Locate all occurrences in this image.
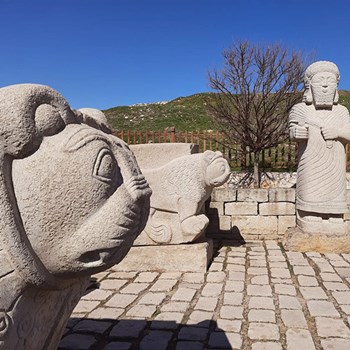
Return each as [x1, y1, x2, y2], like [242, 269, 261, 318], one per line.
[283, 227, 350, 253]
[112, 240, 214, 272]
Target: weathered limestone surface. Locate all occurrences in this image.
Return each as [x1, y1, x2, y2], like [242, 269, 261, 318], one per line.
[113, 241, 213, 272]
[132, 145, 231, 245]
[285, 61, 350, 251]
[0, 84, 151, 350]
[130, 143, 198, 169]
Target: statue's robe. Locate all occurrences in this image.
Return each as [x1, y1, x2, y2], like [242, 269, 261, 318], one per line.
[289, 103, 350, 214]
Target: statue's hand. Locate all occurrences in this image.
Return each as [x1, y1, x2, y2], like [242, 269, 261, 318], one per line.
[124, 175, 152, 201]
[321, 126, 338, 140]
[291, 125, 308, 140]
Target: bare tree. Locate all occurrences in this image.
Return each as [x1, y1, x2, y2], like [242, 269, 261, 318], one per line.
[208, 40, 308, 187]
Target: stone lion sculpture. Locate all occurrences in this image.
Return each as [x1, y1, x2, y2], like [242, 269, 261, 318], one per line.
[0, 84, 151, 349]
[134, 150, 230, 245]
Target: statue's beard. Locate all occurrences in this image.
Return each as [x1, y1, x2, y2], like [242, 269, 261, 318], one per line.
[312, 90, 335, 108]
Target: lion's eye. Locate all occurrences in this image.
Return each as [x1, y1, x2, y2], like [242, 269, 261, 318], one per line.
[93, 148, 118, 183]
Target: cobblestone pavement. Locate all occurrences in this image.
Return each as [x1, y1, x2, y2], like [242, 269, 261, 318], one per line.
[59, 241, 350, 350]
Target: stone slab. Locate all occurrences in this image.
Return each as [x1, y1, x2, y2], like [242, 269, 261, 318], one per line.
[113, 240, 213, 272]
[130, 143, 198, 169]
[284, 227, 350, 253]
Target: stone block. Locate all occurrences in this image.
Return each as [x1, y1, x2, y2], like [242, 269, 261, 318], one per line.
[237, 189, 268, 202]
[206, 215, 231, 234]
[231, 216, 278, 236]
[259, 202, 295, 216]
[208, 202, 224, 216]
[113, 241, 213, 272]
[225, 202, 258, 216]
[278, 215, 296, 235]
[211, 187, 236, 202]
[130, 143, 198, 169]
[269, 188, 295, 202]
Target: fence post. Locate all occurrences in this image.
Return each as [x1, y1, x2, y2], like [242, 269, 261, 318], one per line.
[170, 128, 176, 143]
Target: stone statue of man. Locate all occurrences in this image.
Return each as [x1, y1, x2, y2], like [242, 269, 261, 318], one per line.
[289, 61, 350, 237]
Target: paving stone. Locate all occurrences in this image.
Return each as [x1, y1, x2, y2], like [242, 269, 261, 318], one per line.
[103, 342, 131, 350]
[226, 264, 246, 272]
[82, 289, 113, 301]
[178, 326, 208, 341]
[178, 282, 201, 290]
[270, 268, 291, 279]
[134, 272, 159, 283]
[151, 312, 184, 329]
[201, 283, 223, 297]
[108, 271, 138, 278]
[228, 271, 246, 280]
[320, 272, 342, 282]
[172, 288, 197, 302]
[307, 300, 339, 317]
[208, 262, 224, 271]
[222, 291, 244, 306]
[187, 310, 213, 327]
[332, 291, 350, 304]
[149, 279, 178, 292]
[249, 296, 275, 310]
[248, 322, 280, 340]
[247, 267, 269, 275]
[158, 272, 183, 279]
[88, 307, 124, 320]
[268, 261, 288, 268]
[110, 320, 147, 338]
[335, 267, 350, 278]
[297, 276, 319, 286]
[274, 284, 296, 295]
[323, 282, 349, 291]
[321, 338, 350, 350]
[225, 280, 244, 292]
[120, 283, 149, 294]
[249, 259, 267, 267]
[194, 297, 218, 311]
[271, 278, 293, 285]
[280, 309, 308, 328]
[339, 304, 350, 314]
[99, 279, 129, 290]
[105, 293, 138, 308]
[315, 317, 350, 338]
[292, 266, 315, 276]
[268, 256, 286, 262]
[126, 304, 157, 318]
[220, 305, 244, 319]
[278, 295, 302, 309]
[248, 309, 276, 322]
[227, 257, 246, 265]
[161, 302, 190, 313]
[208, 331, 242, 349]
[251, 275, 269, 285]
[59, 334, 97, 350]
[73, 300, 100, 314]
[139, 330, 173, 350]
[206, 271, 226, 283]
[175, 341, 203, 350]
[314, 262, 335, 273]
[247, 285, 273, 297]
[182, 272, 205, 283]
[286, 329, 315, 350]
[138, 292, 167, 305]
[74, 319, 111, 334]
[216, 318, 242, 332]
[299, 287, 328, 300]
[251, 342, 282, 350]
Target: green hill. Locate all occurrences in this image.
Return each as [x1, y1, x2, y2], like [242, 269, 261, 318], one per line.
[103, 90, 350, 131]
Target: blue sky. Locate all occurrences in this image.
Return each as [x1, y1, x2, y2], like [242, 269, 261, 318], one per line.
[1, 0, 349, 109]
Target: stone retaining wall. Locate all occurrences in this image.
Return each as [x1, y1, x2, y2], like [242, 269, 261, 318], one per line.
[206, 187, 350, 242]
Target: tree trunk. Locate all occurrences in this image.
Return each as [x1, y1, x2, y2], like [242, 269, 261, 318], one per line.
[253, 150, 260, 188]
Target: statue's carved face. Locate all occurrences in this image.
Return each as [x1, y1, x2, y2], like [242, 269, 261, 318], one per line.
[12, 124, 150, 277]
[310, 72, 338, 108]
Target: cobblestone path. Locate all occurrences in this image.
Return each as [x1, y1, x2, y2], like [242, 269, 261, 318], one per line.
[59, 241, 350, 350]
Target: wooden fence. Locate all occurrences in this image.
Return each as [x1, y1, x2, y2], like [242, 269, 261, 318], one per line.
[113, 130, 350, 171]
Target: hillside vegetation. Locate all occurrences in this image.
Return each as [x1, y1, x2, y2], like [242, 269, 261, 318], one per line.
[103, 91, 350, 131]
